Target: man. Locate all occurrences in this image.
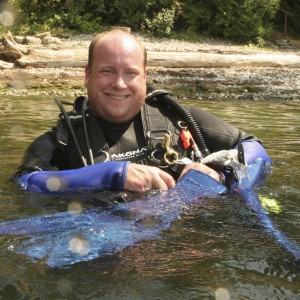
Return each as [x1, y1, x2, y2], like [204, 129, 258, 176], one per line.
[15, 29, 270, 194]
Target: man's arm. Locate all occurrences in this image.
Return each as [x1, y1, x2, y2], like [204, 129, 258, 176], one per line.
[15, 132, 175, 193]
[188, 106, 257, 151]
[18, 161, 129, 193]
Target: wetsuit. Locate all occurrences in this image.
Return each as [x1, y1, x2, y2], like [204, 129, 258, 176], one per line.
[15, 96, 270, 193]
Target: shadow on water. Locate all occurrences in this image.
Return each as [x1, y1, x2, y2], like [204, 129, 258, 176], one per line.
[0, 96, 299, 299]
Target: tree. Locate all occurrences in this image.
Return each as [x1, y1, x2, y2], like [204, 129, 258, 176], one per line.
[7, 0, 288, 43]
[274, 0, 300, 37]
[177, 0, 280, 43]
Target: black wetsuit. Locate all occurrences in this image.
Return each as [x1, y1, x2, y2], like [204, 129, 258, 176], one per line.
[16, 96, 256, 180]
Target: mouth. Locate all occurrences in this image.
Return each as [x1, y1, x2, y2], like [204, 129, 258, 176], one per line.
[106, 94, 129, 100]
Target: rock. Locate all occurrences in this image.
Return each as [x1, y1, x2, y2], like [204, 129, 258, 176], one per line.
[42, 36, 62, 45]
[35, 31, 51, 39]
[0, 60, 14, 69]
[1, 32, 300, 100]
[0, 49, 22, 62]
[25, 36, 42, 45]
[273, 39, 294, 50]
[14, 36, 26, 44]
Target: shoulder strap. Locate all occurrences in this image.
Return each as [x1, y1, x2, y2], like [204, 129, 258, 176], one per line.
[54, 97, 112, 166]
[142, 101, 177, 154]
[141, 98, 189, 166]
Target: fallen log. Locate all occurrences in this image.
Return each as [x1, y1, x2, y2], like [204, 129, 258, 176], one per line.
[14, 49, 88, 68]
[1, 31, 300, 68]
[12, 48, 300, 68]
[2, 32, 28, 54]
[147, 51, 300, 68]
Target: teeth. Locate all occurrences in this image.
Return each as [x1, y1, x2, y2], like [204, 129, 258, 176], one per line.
[110, 95, 126, 100]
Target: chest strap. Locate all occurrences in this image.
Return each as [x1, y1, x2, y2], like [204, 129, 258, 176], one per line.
[141, 100, 190, 176]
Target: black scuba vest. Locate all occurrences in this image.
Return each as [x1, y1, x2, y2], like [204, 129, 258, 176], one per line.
[54, 96, 193, 178]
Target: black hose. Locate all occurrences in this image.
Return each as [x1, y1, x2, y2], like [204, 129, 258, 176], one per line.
[54, 98, 87, 167]
[162, 93, 210, 157]
[146, 89, 210, 158]
[82, 98, 94, 165]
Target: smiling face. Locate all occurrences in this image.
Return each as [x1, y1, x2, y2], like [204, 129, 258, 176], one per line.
[85, 31, 147, 123]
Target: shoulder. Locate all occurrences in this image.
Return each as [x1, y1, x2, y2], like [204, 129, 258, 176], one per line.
[26, 131, 58, 152]
[186, 105, 213, 116]
[186, 105, 222, 125]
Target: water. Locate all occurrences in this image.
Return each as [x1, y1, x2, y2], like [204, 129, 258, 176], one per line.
[0, 96, 299, 299]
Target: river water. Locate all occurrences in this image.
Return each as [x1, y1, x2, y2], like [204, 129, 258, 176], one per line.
[0, 96, 299, 299]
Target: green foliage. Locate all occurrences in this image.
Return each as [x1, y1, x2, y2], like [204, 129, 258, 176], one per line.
[177, 0, 280, 44]
[9, 0, 106, 34]
[98, 0, 175, 32]
[60, 0, 106, 33]
[274, 0, 300, 38]
[8, 0, 175, 35]
[142, 6, 177, 36]
[101, 0, 148, 30]
[175, 0, 212, 34]
[6, 0, 299, 44]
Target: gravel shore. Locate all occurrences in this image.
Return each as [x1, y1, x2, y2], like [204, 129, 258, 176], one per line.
[1, 34, 300, 101]
[63, 34, 256, 53]
[61, 33, 298, 54]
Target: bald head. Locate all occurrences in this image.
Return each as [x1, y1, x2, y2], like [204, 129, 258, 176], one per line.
[87, 29, 147, 68]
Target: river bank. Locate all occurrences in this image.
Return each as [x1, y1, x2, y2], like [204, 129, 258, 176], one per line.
[1, 33, 300, 101]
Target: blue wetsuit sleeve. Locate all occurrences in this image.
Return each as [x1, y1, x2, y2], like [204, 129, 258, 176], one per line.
[237, 140, 272, 166]
[17, 161, 129, 194]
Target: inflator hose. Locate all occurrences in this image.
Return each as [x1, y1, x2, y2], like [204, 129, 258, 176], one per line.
[146, 88, 210, 158]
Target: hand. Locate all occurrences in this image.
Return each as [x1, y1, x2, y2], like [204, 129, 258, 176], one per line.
[178, 163, 224, 183]
[124, 163, 176, 192]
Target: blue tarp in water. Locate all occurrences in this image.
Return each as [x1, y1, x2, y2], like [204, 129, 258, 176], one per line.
[0, 159, 299, 268]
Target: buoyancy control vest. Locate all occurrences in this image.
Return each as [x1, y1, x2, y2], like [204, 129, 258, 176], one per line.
[54, 90, 207, 178]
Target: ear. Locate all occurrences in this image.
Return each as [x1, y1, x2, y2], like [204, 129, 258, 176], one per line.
[85, 65, 91, 86]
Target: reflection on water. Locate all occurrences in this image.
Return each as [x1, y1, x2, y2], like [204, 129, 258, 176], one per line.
[0, 96, 299, 299]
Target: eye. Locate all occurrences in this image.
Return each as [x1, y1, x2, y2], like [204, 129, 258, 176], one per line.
[126, 70, 139, 77]
[100, 69, 114, 75]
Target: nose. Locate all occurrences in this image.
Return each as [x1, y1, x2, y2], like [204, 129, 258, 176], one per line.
[112, 75, 127, 90]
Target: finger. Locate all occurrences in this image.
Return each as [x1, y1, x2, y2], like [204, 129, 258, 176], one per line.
[124, 164, 150, 192]
[157, 169, 176, 189]
[178, 164, 194, 180]
[207, 168, 224, 183]
[179, 163, 223, 183]
[141, 168, 173, 191]
[124, 164, 172, 192]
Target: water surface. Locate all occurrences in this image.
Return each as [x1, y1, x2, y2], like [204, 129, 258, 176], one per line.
[0, 96, 299, 299]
